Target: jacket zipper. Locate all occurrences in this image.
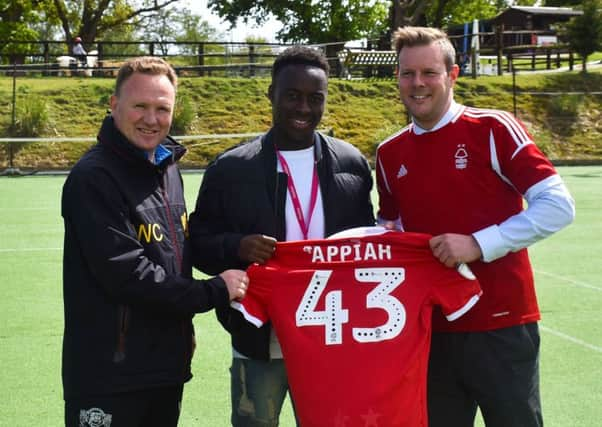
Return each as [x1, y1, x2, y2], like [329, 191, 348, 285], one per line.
[160, 175, 183, 271]
[160, 172, 190, 374]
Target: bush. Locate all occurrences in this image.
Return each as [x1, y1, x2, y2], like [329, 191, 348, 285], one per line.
[9, 95, 50, 137]
[171, 95, 196, 135]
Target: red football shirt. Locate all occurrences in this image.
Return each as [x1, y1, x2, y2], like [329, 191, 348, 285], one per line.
[232, 230, 481, 427]
[376, 106, 558, 332]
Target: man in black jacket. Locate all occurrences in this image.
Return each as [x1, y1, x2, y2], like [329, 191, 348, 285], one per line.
[189, 46, 375, 426]
[61, 57, 249, 427]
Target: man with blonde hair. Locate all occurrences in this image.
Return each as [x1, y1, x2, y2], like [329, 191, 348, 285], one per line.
[61, 57, 249, 427]
[376, 26, 574, 427]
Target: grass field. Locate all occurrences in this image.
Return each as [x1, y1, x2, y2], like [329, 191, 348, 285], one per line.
[0, 166, 600, 426]
[1, 70, 602, 170]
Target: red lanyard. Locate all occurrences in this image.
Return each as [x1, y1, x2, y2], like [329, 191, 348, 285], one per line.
[276, 149, 319, 240]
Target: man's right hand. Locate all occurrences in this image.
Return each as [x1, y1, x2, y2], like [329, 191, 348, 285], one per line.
[219, 269, 249, 301]
[429, 233, 482, 268]
[238, 234, 277, 264]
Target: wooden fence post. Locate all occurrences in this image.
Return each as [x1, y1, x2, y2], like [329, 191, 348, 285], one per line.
[495, 24, 504, 75]
[198, 42, 205, 77]
[96, 43, 104, 77]
[248, 45, 256, 77]
[43, 42, 50, 75]
[531, 51, 536, 71]
[471, 49, 477, 79]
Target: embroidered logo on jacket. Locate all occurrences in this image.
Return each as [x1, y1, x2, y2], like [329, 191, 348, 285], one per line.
[181, 212, 189, 238]
[137, 223, 164, 243]
[79, 407, 112, 426]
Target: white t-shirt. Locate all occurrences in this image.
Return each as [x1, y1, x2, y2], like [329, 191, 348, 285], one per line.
[235, 145, 326, 359]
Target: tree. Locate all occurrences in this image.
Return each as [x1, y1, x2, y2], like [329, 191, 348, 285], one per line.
[140, 5, 221, 62]
[207, 0, 389, 43]
[389, 0, 429, 29]
[139, 5, 180, 55]
[176, 12, 221, 47]
[0, 0, 47, 63]
[173, 8, 222, 58]
[565, 0, 602, 73]
[99, 19, 145, 57]
[378, 0, 510, 49]
[427, 0, 500, 29]
[207, 0, 516, 49]
[47, 0, 181, 44]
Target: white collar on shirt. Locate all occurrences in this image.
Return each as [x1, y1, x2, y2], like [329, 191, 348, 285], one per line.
[413, 101, 462, 135]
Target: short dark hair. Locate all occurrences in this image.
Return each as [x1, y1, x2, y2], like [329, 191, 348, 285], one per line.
[114, 56, 177, 96]
[272, 46, 330, 80]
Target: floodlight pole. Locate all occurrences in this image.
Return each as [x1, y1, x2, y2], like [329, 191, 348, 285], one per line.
[10, 62, 16, 169]
[1, 62, 22, 176]
[512, 67, 517, 118]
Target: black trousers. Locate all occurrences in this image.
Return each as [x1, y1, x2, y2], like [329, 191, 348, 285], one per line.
[428, 323, 543, 427]
[65, 384, 183, 427]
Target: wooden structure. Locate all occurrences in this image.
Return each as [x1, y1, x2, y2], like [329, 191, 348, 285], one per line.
[449, 6, 583, 51]
[444, 6, 583, 76]
[491, 6, 583, 47]
[337, 49, 397, 79]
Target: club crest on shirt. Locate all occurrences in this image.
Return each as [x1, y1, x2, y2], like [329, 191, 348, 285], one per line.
[455, 144, 468, 169]
[79, 407, 112, 426]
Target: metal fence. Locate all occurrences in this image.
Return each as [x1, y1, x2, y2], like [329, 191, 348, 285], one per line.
[0, 34, 580, 79]
[0, 133, 264, 175]
[0, 40, 350, 78]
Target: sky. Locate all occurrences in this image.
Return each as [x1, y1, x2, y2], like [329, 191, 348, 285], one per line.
[180, 0, 283, 43]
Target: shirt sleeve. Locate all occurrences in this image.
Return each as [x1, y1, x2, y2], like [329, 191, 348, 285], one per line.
[474, 174, 575, 262]
[431, 264, 482, 321]
[230, 264, 273, 327]
[470, 115, 575, 262]
[375, 148, 403, 228]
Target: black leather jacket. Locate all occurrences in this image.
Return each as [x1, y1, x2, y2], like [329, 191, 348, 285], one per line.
[189, 130, 375, 360]
[61, 116, 230, 399]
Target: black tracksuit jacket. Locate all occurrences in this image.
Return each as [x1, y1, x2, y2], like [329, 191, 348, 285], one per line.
[189, 129, 375, 360]
[61, 116, 230, 399]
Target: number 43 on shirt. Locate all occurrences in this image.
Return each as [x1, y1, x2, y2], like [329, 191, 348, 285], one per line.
[296, 268, 406, 345]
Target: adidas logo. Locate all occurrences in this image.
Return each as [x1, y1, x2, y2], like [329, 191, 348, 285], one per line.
[397, 164, 408, 178]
